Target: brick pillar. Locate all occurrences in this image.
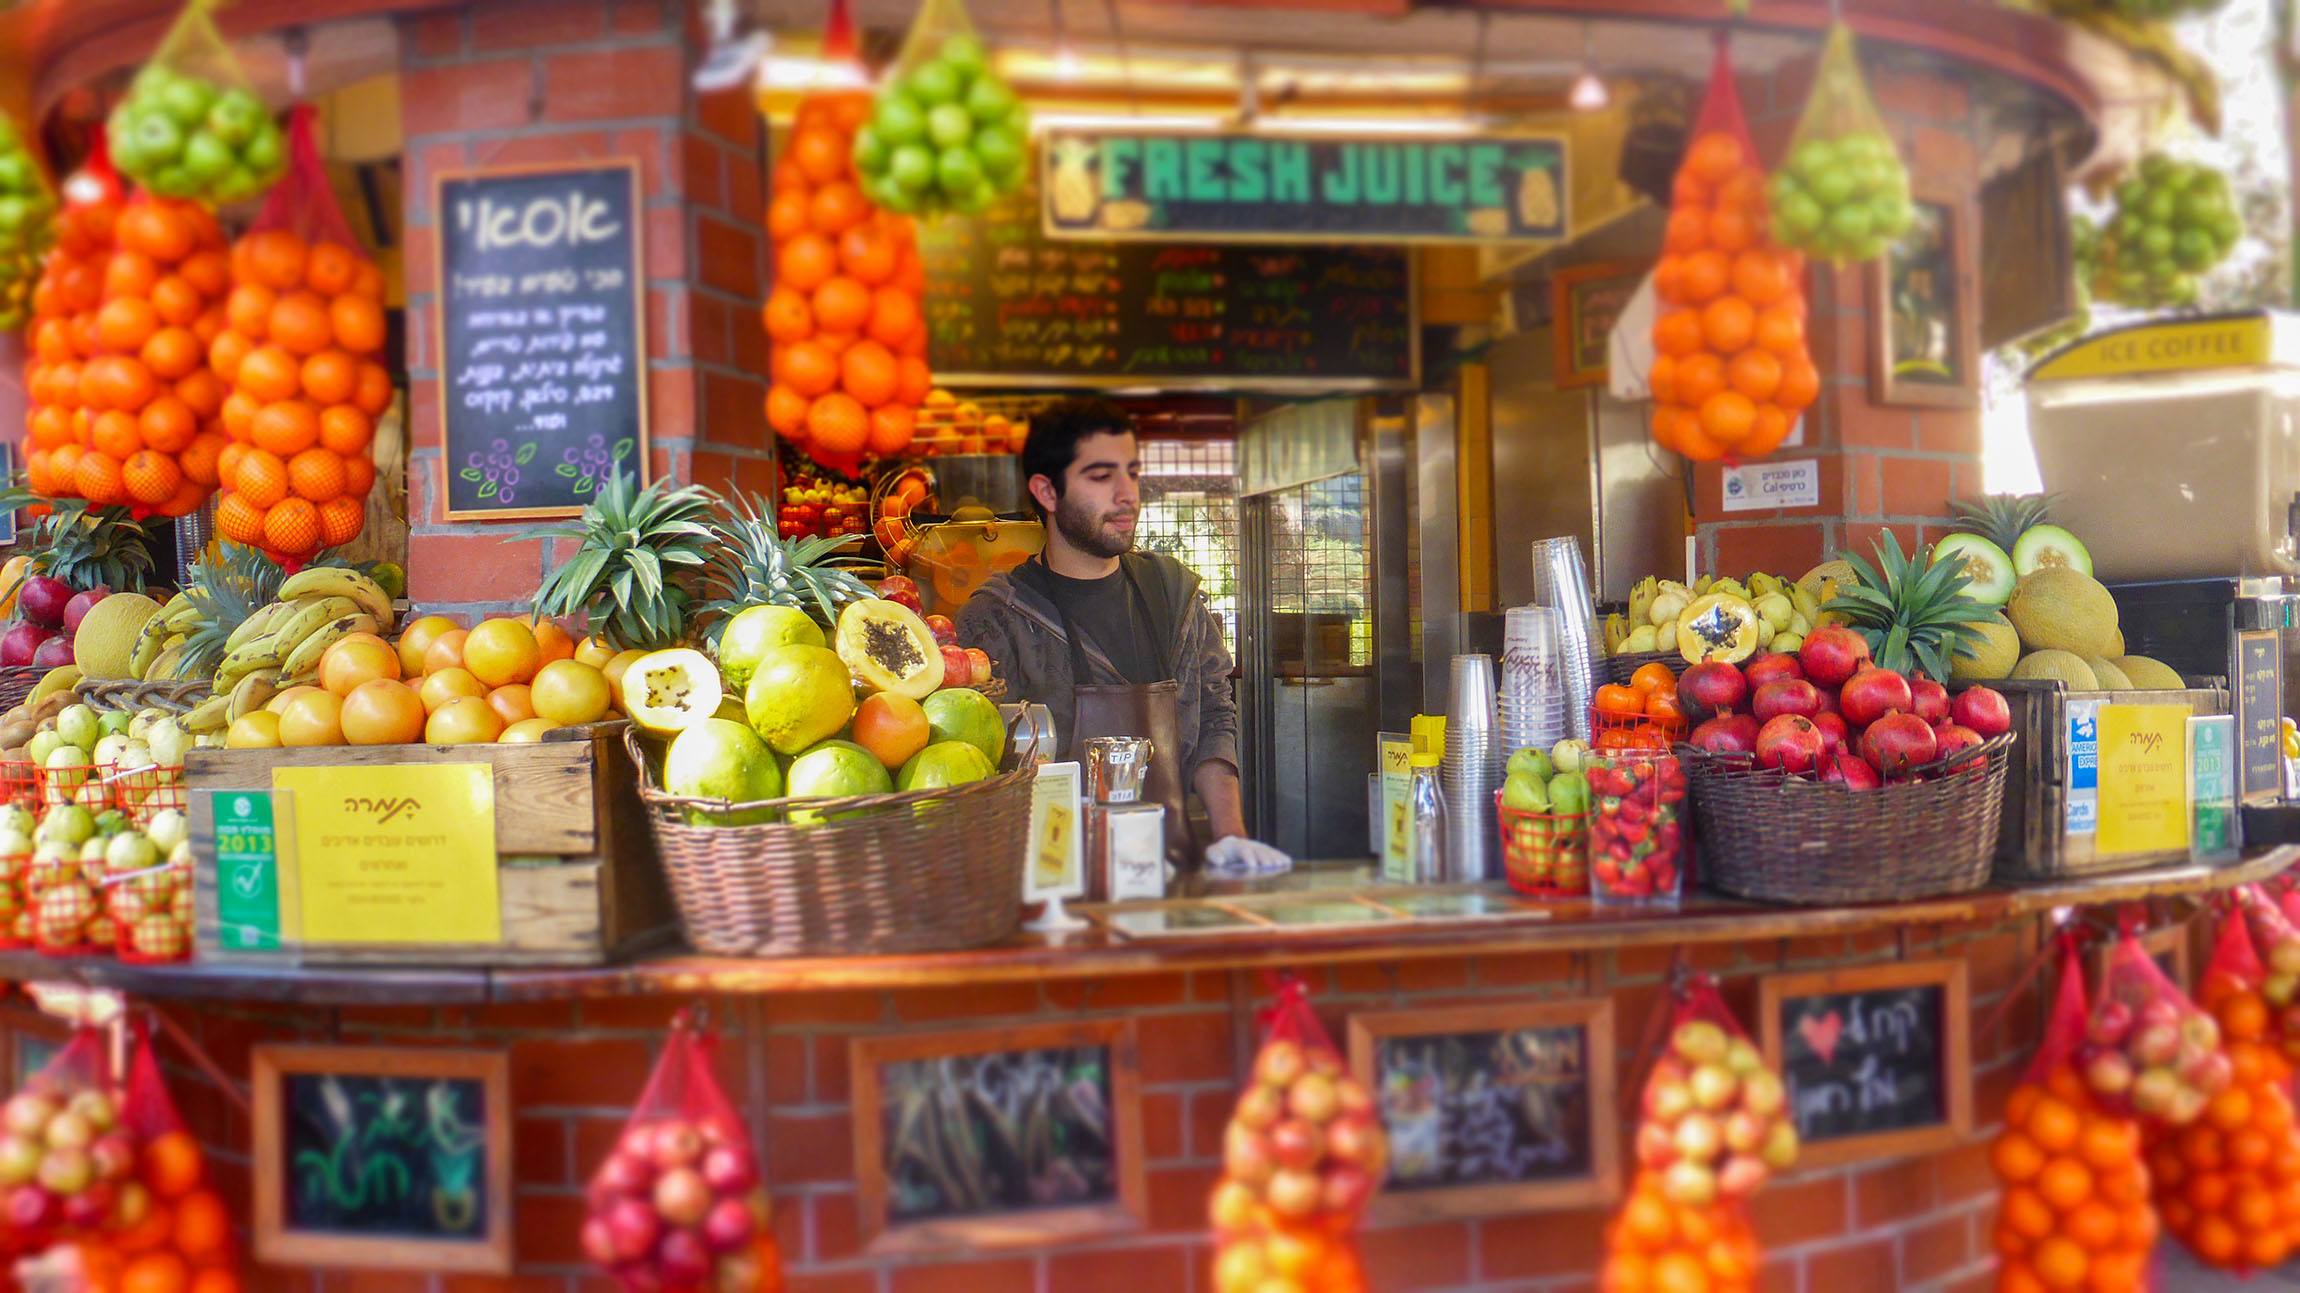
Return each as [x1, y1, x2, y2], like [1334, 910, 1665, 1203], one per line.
[396, 0, 771, 621]
[1692, 57, 1986, 578]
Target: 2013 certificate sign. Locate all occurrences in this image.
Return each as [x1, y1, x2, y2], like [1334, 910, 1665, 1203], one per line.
[1041, 128, 1569, 244]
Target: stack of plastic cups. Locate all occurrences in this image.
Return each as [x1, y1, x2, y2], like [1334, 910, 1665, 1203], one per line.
[1499, 606, 1571, 761]
[1528, 536, 1600, 741]
[1443, 654, 1501, 883]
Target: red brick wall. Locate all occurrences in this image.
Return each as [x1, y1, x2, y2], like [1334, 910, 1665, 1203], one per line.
[1694, 57, 1987, 579]
[397, 0, 773, 623]
[0, 910, 2105, 1293]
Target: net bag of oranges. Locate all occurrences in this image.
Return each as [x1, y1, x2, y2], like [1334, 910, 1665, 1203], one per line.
[1987, 934, 2154, 1293]
[580, 1011, 784, 1292]
[104, 0, 285, 206]
[1647, 34, 1818, 464]
[2077, 929, 2230, 1125]
[209, 104, 389, 565]
[2147, 904, 2300, 1272]
[88, 1019, 240, 1291]
[1207, 977, 1384, 1293]
[764, 94, 932, 475]
[23, 174, 231, 517]
[1600, 975, 1783, 1293]
[1764, 24, 1913, 265]
[853, 0, 1028, 216]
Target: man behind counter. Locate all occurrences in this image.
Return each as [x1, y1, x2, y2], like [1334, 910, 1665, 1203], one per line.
[958, 399, 1289, 873]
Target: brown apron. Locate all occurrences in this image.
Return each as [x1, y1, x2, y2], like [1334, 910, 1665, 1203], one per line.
[1042, 556, 1193, 868]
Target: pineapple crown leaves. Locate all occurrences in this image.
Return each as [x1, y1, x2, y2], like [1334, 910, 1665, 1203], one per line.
[1822, 531, 1993, 683]
[181, 543, 290, 676]
[696, 491, 875, 646]
[525, 471, 718, 651]
[0, 488, 159, 594]
[1947, 492, 2060, 553]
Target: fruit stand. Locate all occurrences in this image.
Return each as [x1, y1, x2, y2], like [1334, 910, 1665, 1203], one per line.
[0, 0, 2286, 1290]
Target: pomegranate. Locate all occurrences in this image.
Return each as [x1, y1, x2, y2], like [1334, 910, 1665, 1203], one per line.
[0, 622, 52, 666]
[1689, 713, 1760, 755]
[1750, 679, 1821, 722]
[1909, 676, 1949, 724]
[1950, 685, 2011, 737]
[1860, 712, 1939, 779]
[1754, 714, 1824, 775]
[1839, 667, 1913, 727]
[1743, 653, 1804, 690]
[1811, 711, 1849, 757]
[30, 636, 71, 668]
[1679, 661, 1748, 718]
[16, 576, 69, 628]
[1814, 686, 1839, 716]
[1818, 751, 1882, 791]
[60, 588, 107, 636]
[1798, 626, 1872, 688]
[1933, 723, 1985, 770]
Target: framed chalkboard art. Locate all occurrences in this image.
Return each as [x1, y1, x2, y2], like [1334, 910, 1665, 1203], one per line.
[850, 1019, 1146, 1253]
[1759, 961, 1972, 1171]
[251, 1044, 514, 1272]
[1870, 188, 1979, 409]
[1347, 997, 1621, 1219]
[432, 159, 650, 519]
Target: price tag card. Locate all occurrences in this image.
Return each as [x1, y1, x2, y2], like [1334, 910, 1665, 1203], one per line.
[1024, 761, 1084, 903]
[207, 788, 289, 952]
[274, 765, 501, 945]
[2097, 704, 2192, 857]
[2190, 715, 2238, 861]
[1379, 733, 1413, 882]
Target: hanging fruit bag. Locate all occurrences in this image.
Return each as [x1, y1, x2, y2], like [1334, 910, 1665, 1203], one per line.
[105, 0, 286, 205]
[2079, 930, 2230, 1124]
[0, 114, 57, 332]
[581, 1012, 784, 1292]
[1208, 977, 1383, 1293]
[1987, 933, 2154, 1293]
[111, 1018, 239, 1276]
[0, 1026, 129, 1256]
[1765, 24, 1913, 264]
[1647, 33, 1818, 465]
[854, 0, 1028, 217]
[208, 103, 390, 564]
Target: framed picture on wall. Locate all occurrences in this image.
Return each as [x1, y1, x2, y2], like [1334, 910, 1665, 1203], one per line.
[1871, 191, 1979, 408]
[1551, 261, 1644, 389]
[0, 441, 19, 544]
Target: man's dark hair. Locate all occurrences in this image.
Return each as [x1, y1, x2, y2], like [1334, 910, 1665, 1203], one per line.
[1020, 397, 1134, 519]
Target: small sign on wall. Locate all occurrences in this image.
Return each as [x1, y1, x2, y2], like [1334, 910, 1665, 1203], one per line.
[1720, 458, 1820, 513]
[1759, 961, 1972, 1170]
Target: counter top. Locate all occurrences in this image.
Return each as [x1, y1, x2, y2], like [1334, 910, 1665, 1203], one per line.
[4, 849, 2291, 1006]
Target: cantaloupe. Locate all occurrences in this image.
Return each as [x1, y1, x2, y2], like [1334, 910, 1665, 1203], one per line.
[2011, 649, 2099, 690]
[2006, 568, 2119, 656]
[71, 594, 159, 680]
[1950, 619, 2021, 682]
[2085, 656, 2134, 690]
[2111, 655, 2185, 690]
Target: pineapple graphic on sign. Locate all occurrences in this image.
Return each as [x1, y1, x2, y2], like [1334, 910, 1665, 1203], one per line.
[1518, 161, 1559, 230]
[1051, 139, 1101, 226]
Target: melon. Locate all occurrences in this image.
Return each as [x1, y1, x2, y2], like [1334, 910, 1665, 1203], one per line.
[2111, 655, 2186, 690]
[2084, 656, 2134, 691]
[1949, 619, 2020, 682]
[70, 594, 158, 680]
[2006, 568, 2118, 657]
[2010, 650, 2100, 690]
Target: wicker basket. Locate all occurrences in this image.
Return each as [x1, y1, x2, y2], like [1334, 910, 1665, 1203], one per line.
[0, 667, 42, 711]
[1678, 735, 2015, 905]
[80, 679, 208, 715]
[1605, 650, 1682, 685]
[626, 727, 1032, 957]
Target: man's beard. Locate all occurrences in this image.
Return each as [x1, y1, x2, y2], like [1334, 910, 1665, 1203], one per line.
[1054, 493, 1135, 559]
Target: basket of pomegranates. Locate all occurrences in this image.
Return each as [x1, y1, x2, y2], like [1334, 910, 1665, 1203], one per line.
[1669, 631, 2016, 906]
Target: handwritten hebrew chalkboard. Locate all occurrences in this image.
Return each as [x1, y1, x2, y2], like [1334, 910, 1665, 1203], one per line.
[2239, 632, 2281, 803]
[1760, 962, 1972, 1170]
[1349, 1000, 1620, 1218]
[253, 1045, 513, 1273]
[852, 1020, 1147, 1250]
[434, 160, 648, 518]
[917, 159, 1415, 392]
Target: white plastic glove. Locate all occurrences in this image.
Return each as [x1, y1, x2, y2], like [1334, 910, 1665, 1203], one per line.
[1205, 835, 1293, 875]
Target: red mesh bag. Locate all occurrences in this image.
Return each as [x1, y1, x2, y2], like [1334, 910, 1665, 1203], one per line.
[210, 102, 388, 565]
[581, 1012, 784, 1292]
[2149, 905, 2300, 1271]
[2079, 932, 2230, 1125]
[0, 1027, 126, 1256]
[1987, 934, 2154, 1292]
[1208, 977, 1381, 1293]
[104, 1019, 240, 1275]
[1644, 32, 1816, 464]
[1602, 975, 1781, 1293]
[2242, 885, 2300, 1048]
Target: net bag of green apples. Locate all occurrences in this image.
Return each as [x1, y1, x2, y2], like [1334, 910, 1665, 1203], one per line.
[852, 0, 1029, 217]
[1600, 975, 1794, 1293]
[1763, 23, 1913, 265]
[581, 1011, 786, 1292]
[0, 113, 57, 331]
[1208, 977, 1385, 1293]
[104, 0, 286, 205]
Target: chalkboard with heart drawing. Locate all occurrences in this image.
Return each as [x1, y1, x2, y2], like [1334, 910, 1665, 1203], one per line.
[1759, 961, 1973, 1170]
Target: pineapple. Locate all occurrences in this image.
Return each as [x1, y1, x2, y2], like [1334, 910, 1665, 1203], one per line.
[1947, 493, 2059, 554]
[1050, 138, 1099, 225]
[0, 492, 161, 593]
[699, 492, 874, 645]
[1823, 531, 1994, 682]
[177, 543, 291, 679]
[528, 472, 717, 651]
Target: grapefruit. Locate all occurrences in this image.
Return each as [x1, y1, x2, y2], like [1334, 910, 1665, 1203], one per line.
[921, 687, 1005, 767]
[718, 605, 827, 690]
[395, 615, 460, 676]
[743, 643, 857, 755]
[664, 719, 785, 826]
[530, 659, 611, 725]
[784, 739, 894, 822]
[340, 679, 425, 745]
[897, 740, 993, 790]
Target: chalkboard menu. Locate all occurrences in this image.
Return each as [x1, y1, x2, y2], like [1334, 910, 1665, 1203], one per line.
[1760, 963, 1972, 1170]
[2238, 631, 2282, 803]
[917, 161, 1416, 392]
[852, 1021, 1146, 1248]
[434, 160, 648, 518]
[1349, 1000, 1620, 1217]
[254, 1045, 513, 1273]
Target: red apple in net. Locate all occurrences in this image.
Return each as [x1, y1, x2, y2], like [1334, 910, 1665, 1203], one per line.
[41, 1109, 91, 1152]
[1321, 1163, 1375, 1215]
[1, 1094, 53, 1140]
[1232, 1084, 1283, 1132]
[36, 1146, 89, 1194]
[657, 1227, 713, 1286]
[1208, 1178, 1259, 1232]
[1645, 1072, 1694, 1123]
[1950, 685, 2012, 737]
[1662, 1161, 1718, 1207]
[1761, 1120, 1801, 1170]
[582, 1215, 620, 1267]
[1223, 1123, 1275, 1186]
[1324, 1114, 1379, 1166]
[1264, 1167, 1322, 1220]
[1743, 653, 1804, 690]
[653, 1167, 713, 1229]
[1722, 1110, 1768, 1155]
[1688, 1064, 1739, 1113]
[1334, 1077, 1374, 1120]
[700, 1144, 756, 1195]
[1859, 712, 1937, 779]
[61, 1179, 113, 1229]
[1268, 1118, 1324, 1172]
[650, 1122, 704, 1171]
[1751, 679, 1821, 722]
[1798, 626, 1871, 689]
[88, 1132, 134, 1183]
[109, 1180, 151, 1230]
[1678, 661, 1748, 718]
[606, 1195, 663, 1261]
[1718, 1153, 1770, 1198]
[2088, 1000, 2134, 1046]
[1755, 714, 1824, 775]
[594, 1147, 655, 1202]
[1636, 1121, 1678, 1171]
[1909, 676, 1949, 724]
[702, 1196, 756, 1254]
[1840, 668, 1913, 728]
[6, 1182, 55, 1231]
[1740, 1070, 1786, 1118]
[1287, 1072, 1339, 1124]
[1689, 713, 1760, 755]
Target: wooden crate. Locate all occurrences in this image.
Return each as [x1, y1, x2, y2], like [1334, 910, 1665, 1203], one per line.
[185, 725, 675, 967]
[1992, 678, 2231, 883]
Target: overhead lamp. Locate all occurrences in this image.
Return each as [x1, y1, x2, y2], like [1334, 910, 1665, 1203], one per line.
[1569, 21, 1608, 112]
[1050, 0, 1082, 81]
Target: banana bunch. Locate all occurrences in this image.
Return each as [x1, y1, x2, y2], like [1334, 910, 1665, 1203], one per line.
[1610, 569, 1842, 656]
[177, 568, 397, 734]
[127, 592, 207, 682]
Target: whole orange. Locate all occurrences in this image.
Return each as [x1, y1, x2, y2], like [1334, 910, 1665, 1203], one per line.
[340, 679, 427, 745]
[531, 659, 612, 725]
[852, 693, 931, 769]
[319, 636, 402, 695]
[418, 667, 489, 714]
[395, 614, 461, 676]
[276, 690, 346, 747]
[463, 618, 541, 688]
[427, 695, 505, 745]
